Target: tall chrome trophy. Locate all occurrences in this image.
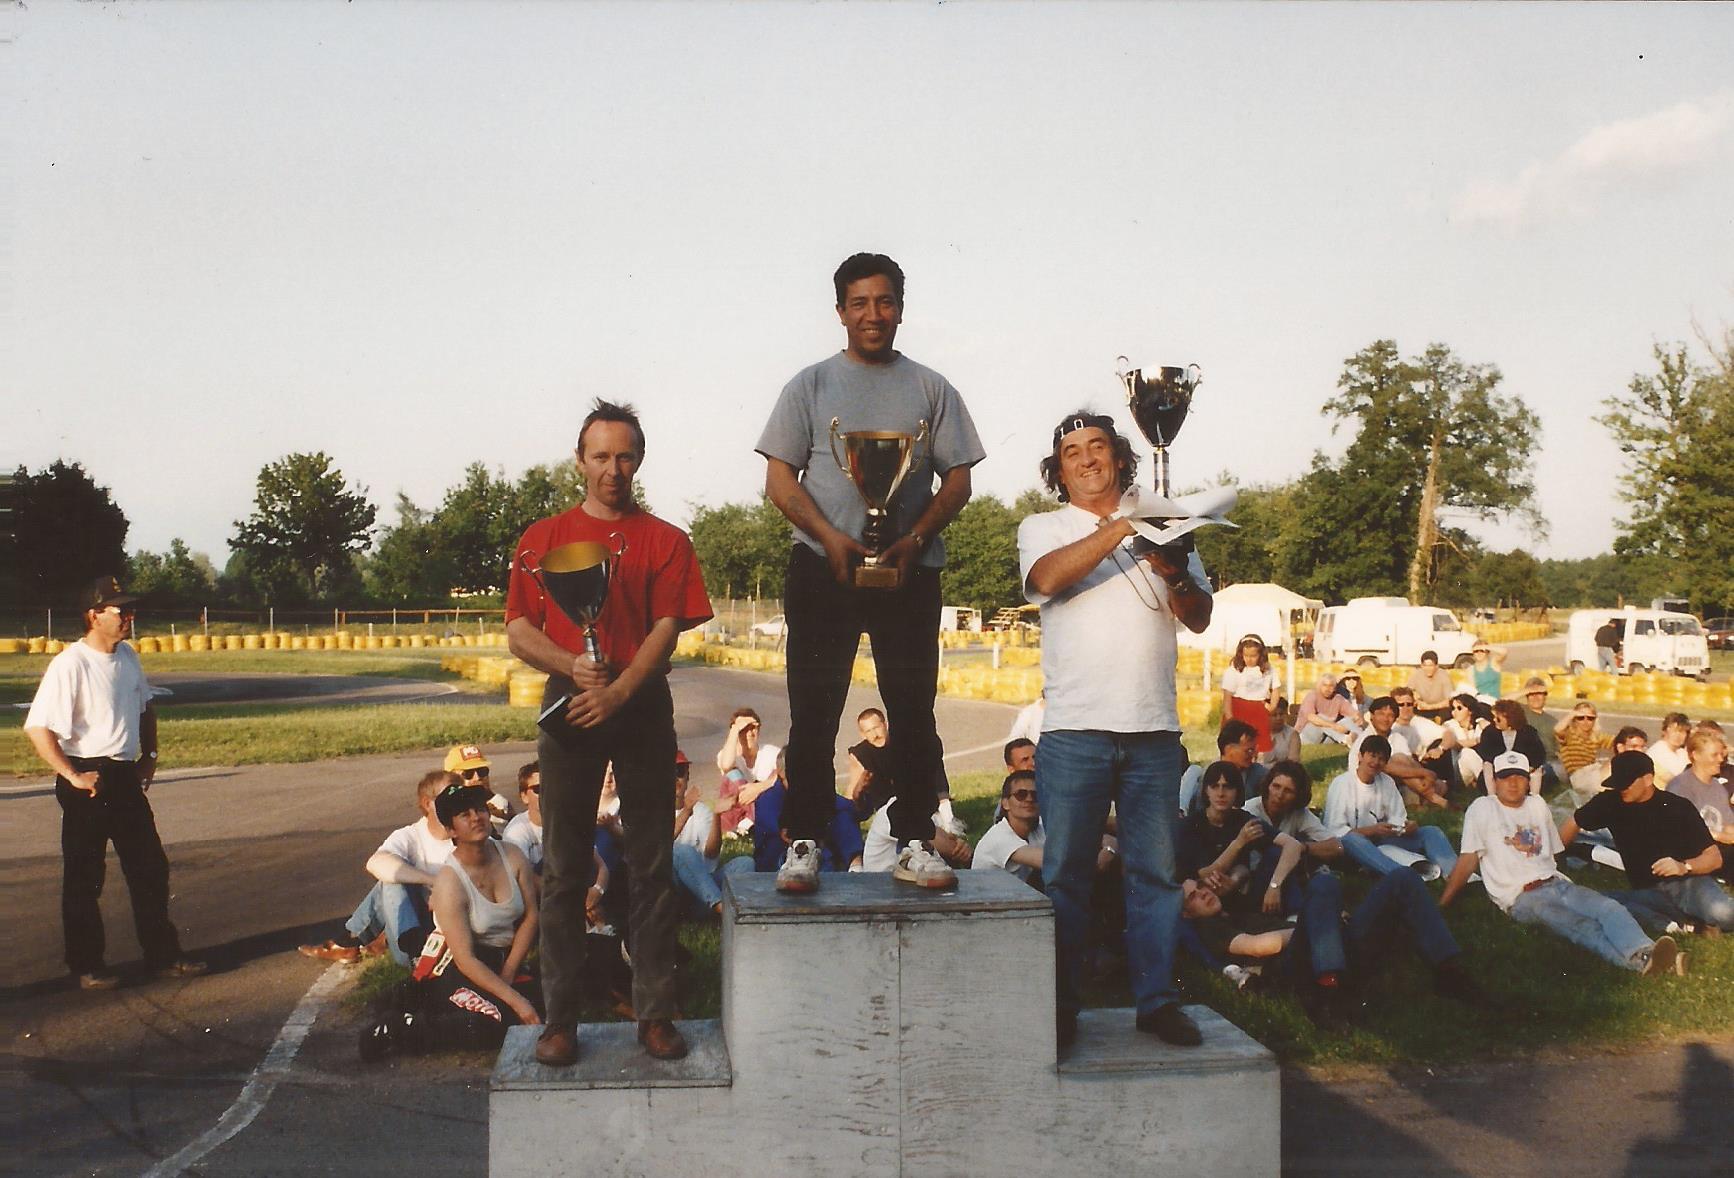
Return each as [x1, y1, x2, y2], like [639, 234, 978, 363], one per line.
[1117, 357, 1201, 498]
[517, 536, 627, 728]
[829, 417, 928, 589]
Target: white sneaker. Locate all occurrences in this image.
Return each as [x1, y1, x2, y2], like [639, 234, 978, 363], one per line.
[1413, 861, 1442, 882]
[894, 841, 957, 889]
[776, 839, 821, 894]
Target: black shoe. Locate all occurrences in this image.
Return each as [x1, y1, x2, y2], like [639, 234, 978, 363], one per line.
[1432, 959, 1489, 1005]
[358, 1008, 425, 1063]
[1135, 1004, 1203, 1047]
[153, 958, 209, 980]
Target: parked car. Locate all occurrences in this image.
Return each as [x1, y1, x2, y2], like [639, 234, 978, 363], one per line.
[1704, 617, 1734, 650]
[751, 615, 787, 638]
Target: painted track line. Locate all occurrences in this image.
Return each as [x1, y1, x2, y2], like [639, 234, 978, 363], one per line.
[141, 964, 349, 1177]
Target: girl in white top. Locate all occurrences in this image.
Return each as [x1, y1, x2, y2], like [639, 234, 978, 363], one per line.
[1220, 634, 1280, 753]
[1438, 692, 1492, 793]
[430, 784, 541, 1028]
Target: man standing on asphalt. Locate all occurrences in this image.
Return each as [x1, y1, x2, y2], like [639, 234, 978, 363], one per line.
[1019, 411, 1213, 1048]
[756, 252, 985, 893]
[24, 576, 205, 990]
[506, 399, 713, 1067]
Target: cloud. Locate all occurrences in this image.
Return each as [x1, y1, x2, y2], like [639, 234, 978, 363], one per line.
[1451, 90, 1734, 228]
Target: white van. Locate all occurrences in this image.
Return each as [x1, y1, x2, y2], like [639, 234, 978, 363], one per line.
[1312, 597, 1477, 668]
[1566, 608, 1710, 677]
[939, 605, 982, 633]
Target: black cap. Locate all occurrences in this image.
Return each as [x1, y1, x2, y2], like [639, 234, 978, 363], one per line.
[81, 575, 138, 612]
[1603, 750, 1656, 797]
[436, 782, 493, 827]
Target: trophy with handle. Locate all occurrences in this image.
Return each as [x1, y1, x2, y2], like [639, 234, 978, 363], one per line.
[1117, 356, 1201, 498]
[517, 535, 627, 729]
[829, 417, 928, 589]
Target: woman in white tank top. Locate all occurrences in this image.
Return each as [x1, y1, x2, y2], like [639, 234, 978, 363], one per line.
[429, 783, 542, 1028]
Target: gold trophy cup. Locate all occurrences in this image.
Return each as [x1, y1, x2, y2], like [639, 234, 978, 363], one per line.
[829, 417, 928, 589]
[518, 536, 627, 668]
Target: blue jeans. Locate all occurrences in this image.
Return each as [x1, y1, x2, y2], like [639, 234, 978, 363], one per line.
[1037, 728, 1183, 1018]
[1613, 877, 1734, 935]
[1282, 869, 1460, 982]
[671, 842, 724, 914]
[1510, 878, 1651, 970]
[1339, 827, 1457, 878]
[345, 881, 430, 966]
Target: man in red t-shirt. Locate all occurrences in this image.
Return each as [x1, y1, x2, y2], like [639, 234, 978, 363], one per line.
[505, 399, 713, 1068]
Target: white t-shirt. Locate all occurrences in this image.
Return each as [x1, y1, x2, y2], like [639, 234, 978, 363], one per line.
[1244, 796, 1330, 843]
[675, 800, 718, 870]
[1177, 764, 1204, 815]
[1650, 742, 1689, 786]
[1220, 665, 1276, 702]
[24, 640, 152, 760]
[1017, 504, 1208, 734]
[377, 818, 455, 874]
[1008, 700, 1045, 744]
[1459, 794, 1563, 911]
[973, 816, 1045, 883]
[1394, 715, 1444, 755]
[1350, 727, 1414, 766]
[863, 800, 898, 872]
[502, 812, 543, 868]
[733, 743, 782, 783]
[1321, 769, 1408, 838]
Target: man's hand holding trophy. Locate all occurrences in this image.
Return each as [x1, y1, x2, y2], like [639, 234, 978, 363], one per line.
[828, 417, 930, 589]
[1111, 356, 1237, 574]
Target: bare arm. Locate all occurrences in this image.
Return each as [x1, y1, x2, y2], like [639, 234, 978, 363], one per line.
[430, 868, 539, 1026]
[765, 457, 865, 586]
[499, 844, 540, 986]
[24, 727, 99, 796]
[1306, 837, 1344, 861]
[366, 850, 440, 888]
[1652, 844, 1723, 879]
[567, 615, 681, 728]
[880, 465, 973, 580]
[703, 812, 722, 861]
[506, 616, 590, 680]
[1226, 927, 1294, 958]
[1439, 849, 1480, 907]
[1558, 817, 1580, 846]
[1026, 515, 1137, 599]
[845, 753, 869, 800]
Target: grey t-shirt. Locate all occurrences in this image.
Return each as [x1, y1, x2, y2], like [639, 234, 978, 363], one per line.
[756, 351, 985, 569]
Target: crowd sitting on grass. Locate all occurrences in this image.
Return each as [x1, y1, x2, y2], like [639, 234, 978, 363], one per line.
[319, 687, 1732, 1060]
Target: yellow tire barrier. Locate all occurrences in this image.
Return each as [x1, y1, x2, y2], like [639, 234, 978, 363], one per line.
[28, 637, 48, 654]
[509, 670, 548, 708]
[0, 638, 22, 654]
[46, 639, 65, 654]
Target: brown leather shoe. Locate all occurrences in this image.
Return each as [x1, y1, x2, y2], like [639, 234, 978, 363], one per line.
[299, 940, 361, 964]
[534, 1023, 579, 1067]
[637, 1019, 688, 1061]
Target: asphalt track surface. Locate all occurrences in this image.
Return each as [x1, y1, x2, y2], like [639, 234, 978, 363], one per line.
[4, 663, 1731, 1175]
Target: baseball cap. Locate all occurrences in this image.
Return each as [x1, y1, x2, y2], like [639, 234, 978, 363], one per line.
[1523, 676, 1550, 695]
[81, 575, 138, 612]
[675, 749, 691, 765]
[1492, 751, 1532, 778]
[1603, 750, 1656, 796]
[435, 782, 493, 827]
[443, 744, 490, 773]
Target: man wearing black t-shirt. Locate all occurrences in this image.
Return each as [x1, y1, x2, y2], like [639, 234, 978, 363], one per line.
[1561, 750, 1734, 935]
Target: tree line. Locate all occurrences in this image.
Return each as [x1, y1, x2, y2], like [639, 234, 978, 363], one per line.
[5, 329, 1731, 618]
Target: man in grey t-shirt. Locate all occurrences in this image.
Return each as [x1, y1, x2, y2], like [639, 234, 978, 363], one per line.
[755, 252, 985, 893]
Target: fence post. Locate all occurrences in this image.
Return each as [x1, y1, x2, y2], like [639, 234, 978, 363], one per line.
[46, 608, 52, 640]
[269, 606, 275, 636]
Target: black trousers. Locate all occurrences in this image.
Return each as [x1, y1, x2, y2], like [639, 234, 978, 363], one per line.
[56, 757, 183, 974]
[782, 544, 944, 847]
[537, 674, 680, 1026]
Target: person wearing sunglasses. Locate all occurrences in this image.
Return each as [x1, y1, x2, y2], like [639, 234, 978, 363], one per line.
[24, 575, 206, 990]
[445, 743, 511, 831]
[974, 771, 1047, 885]
[502, 762, 544, 872]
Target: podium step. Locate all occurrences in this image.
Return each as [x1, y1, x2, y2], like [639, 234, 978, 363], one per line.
[1059, 1005, 1277, 1076]
[492, 1020, 730, 1091]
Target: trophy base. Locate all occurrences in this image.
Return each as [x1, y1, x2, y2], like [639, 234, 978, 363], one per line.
[852, 562, 901, 590]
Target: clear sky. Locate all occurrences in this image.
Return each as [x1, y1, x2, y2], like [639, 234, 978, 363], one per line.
[6, 1, 1732, 572]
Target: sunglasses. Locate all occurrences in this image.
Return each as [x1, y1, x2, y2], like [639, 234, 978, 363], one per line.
[462, 767, 490, 781]
[1009, 789, 1038, 802]
[523, 782, 541, 794]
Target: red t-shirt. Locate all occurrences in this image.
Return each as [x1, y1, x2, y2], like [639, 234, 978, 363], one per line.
[505, 505, 713, 669]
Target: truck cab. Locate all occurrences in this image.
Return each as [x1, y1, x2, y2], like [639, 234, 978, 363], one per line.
[1567, 608, 1710, 677]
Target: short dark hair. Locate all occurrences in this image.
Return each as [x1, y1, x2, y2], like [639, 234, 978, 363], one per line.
[1358, 734, 1392, 761]
[1001, 769, 1036, 797]
[1262, 759, 1312, 810]
[1662, 712, 1690, 733]
[1038, 409, 1140, 503]
[858, 707, 886, 725]
[730, 707, 762, 725]
[1367, 695, 1397, 716]
[1003, 737, 1036, 766]
[833, 252, 905, 306]
[1613, 726, 1648, 750]
[1420, 650, 1438, 664]
[1217, 719, 1257, 751]
[518, 761, 539, 790]
[578, 398, 646, 456]
[1190, 760, 1245, 817]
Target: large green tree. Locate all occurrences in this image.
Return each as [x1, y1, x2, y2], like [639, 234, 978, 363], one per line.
[1597, 337, 1734, 614]
[9, 460, 131, 610]
[688, 497, 792, 600]
[364, 494, 458, 606]
[129, 539, 217, 608]
[230, 452, 376, 604]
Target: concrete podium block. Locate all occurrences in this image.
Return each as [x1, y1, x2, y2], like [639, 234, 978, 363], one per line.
[489, 872, 1279, 1176]
[489, 1020, 731, 1177]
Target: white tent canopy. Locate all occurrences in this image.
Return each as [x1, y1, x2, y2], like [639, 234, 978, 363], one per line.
[1211, 582, 1324, 611]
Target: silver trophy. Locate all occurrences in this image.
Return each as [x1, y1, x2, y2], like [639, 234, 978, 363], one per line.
[1117, 357, 1201, 498]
